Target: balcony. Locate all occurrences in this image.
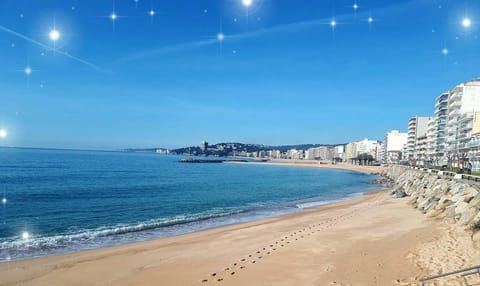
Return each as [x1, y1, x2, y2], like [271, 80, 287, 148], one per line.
[466, 140, 480, 148]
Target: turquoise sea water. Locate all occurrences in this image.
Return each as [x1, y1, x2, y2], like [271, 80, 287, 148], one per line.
[0, 148, 378, 261]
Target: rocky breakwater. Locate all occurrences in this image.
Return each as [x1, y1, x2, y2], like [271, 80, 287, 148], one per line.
[385, 165, 480, 248]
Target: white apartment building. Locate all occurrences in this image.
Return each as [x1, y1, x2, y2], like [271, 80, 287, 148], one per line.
[414, 135, 428, 166]
[345, 142, 357, 162]
[376, 142, 385, 162]
[355, 138, 379, 157]
[333, 145, 345, 161]
[426, 117, 436, 161]
[406, 116, 430, 161]
[383, 130, 408, 164]
[433, 92, 449, 164]
[445, 79, 480, 166]
[287, 149, 304, 160]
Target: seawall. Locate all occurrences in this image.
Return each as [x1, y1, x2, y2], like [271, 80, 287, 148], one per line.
[385, 165, 480, 247]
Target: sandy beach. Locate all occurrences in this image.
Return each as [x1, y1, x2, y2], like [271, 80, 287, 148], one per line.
[228, 160, 386, 175]
[1, 188, 478, 286]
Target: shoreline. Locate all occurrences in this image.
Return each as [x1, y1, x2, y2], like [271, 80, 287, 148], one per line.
[1, 188, 478, 285]
[227, 160, 385, 175]
[0, 163, 380, 263]
[0, 186, 378, 264]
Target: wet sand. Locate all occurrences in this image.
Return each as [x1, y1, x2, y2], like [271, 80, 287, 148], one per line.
[1, 189, 478, 286]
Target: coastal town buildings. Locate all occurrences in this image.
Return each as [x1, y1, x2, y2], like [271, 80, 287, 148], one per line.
[345, 139, 379, 162]
[444, 79, 480, 166]
[355, 138, 379, 158]
[402, 78, 480, 169]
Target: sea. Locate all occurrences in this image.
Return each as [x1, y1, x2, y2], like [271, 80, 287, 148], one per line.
[0, 148, 379, 261]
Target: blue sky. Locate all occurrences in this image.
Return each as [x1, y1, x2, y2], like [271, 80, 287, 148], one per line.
[0, 0, 479, 149]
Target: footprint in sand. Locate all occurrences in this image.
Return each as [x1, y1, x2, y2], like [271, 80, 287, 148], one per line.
[217, 278, 223, 282]
[252, 261, 256, 264]
[241, 258, 246, 262]
[230, 272, 235, 275]
[240, 266, 246, 269]
[201, 279, 208, 283]
[212, 273, 217, 277]
[258, 256, 263, 259]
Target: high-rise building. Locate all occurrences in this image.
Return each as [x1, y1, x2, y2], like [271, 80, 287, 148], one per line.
[445, 79, 480, 166]
[426, 117, 436, 162]
[433, 92, 449, 164]
[406, 116, 430, 161]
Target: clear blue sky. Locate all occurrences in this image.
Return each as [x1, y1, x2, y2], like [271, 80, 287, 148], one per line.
[0, 0, 479, 149]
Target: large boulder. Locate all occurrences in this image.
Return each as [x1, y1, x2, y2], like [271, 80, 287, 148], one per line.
[435, 198, 453, 211]
[425, 181, 448, 199]
[468, 212, 480, 230]
[445, 205, 458, 219]
[458, 207, 479, 225]
[463, 187, 479, 203]
[468, 193, 480, 209]
[394, 188, 407, 198]
[454, 201, 470, 216]
[426, 208, 444, 218]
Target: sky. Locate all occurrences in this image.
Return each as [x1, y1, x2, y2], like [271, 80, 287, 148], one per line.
[0, 0, 479, 150]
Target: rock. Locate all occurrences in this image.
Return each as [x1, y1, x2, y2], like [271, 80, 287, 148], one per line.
[426, 208, 444, 218]
[468, 212, 480, 230]
[468, 193, 480, 209]
[445, 205, 457, 219]
[463, 187, 479, 203]
[458, 207, 479, 225]
[394, 188, 407, 198]
[451, 193, 464, 204]
[454, 201, 470, 216]
[435, 196, 453, 211]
